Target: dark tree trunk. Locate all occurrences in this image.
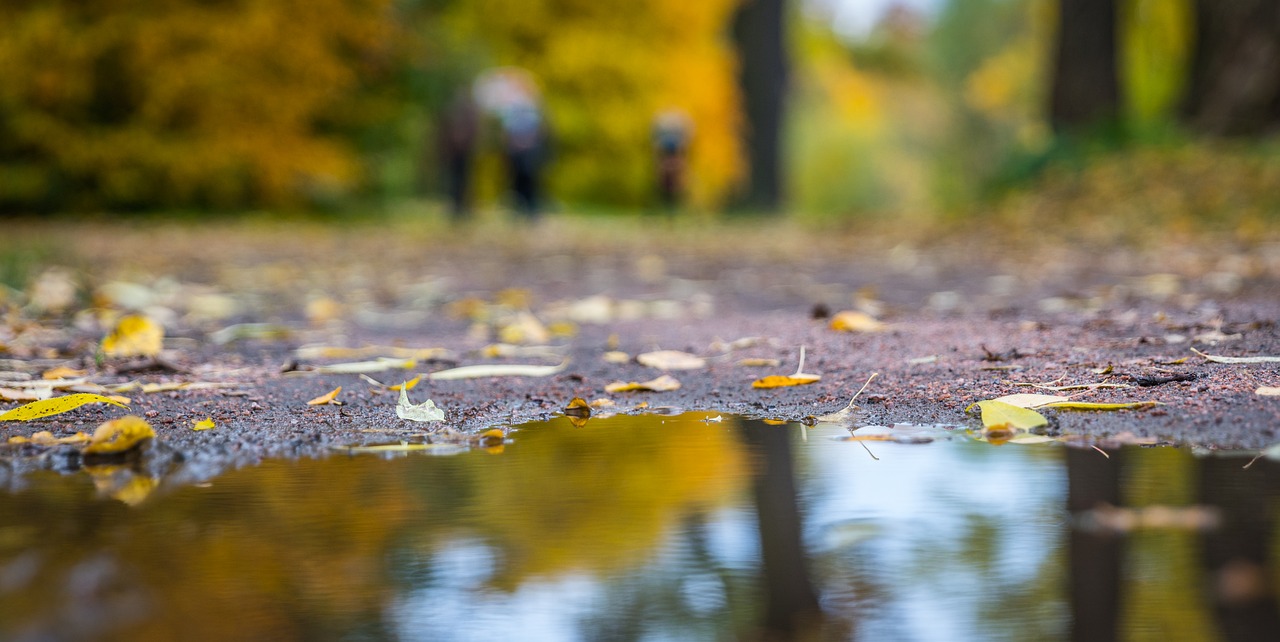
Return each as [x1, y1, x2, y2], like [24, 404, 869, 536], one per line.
[1050, 0, 1121, 133]
[1182, 0, 1280, 136]
[732, 0, 789, 212]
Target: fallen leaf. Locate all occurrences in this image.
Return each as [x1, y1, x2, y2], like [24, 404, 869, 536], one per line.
[737, 358, 781, 367]
[1257, 386, 1280, 397]
[602, 351, 631, 364]
[1042, 401, 1160, 411]
[478, 429, 505, 446]
[295, 345, 450, 360]
[830, 310, 886, 333]
[967, 400, 1048, 431]
[564, 397, 592, 417]
[139, 382, 238, 393]
[481, 343, 565, 360]
[101, 315, 164, 358]
[209, 323, 294, 345]
[84, 416, 155, 454]
[390, 376, 420, 391]
[815, 373, 879, 422]
[605, 375, 682, 393]
[498, 311, 550, 345]
[0, 387, 43, 402]
[589, 398, 615, 408]
[396, 387, 445, 422]
[906, 355, 939, 365]
[1192, 348, 1280, 364]
[42, 366, 86, 380]
[0, 393, 130, 422]
[307, 387, 343, 406]
[703, 415, 724, 423]
[427, 362, 567, 380]
[8, 430, 91, 445]
[312, 358, 417, 374]
[991, 393, 1070, 409]
[753, 346, 822, 389]
[637, 350, 706, 370]
[191, 417, 216, 431]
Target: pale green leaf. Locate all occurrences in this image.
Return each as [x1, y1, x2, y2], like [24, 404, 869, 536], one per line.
[397, 386, 445, 422]
[969, 400, 1048, 430]
[427, 362, 567, 380]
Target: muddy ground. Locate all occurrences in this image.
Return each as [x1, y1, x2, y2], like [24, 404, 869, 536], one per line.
[1, 215, 1279, 482]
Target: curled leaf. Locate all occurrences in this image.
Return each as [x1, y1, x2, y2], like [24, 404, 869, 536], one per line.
[396, 387, 445, 422]
[84, 416, 155, 455]
[605, 374, 682, 393]
[390, 376, 421, 392]
[102, 315, 164, 358]
[0, 393, 130, 422]
[307, 387, 343, 406]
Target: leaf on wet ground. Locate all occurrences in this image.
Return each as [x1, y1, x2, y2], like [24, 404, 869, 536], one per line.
[390, 376, 420, 391]
[191, 417, 216, 431]
[0, 393, 130, 422]
[606, 374, 682, 393]
[1192, 348, 1280, 364]
[309, 358, 417, 375]
[636, 350, 706, 370]
[134, 382, 240, 394]
[84, 416, 155, 454]
[209, 323, 294, 345]
[753, 346, 821, 389]
[602, 351, 631, 364]
[966, 400, 1049, 431]
[42, 366, 85, 380]
[815, 373, 879, 422]
[990, 393, 1070, 409]
[307, 387, 343, 406]
[1042, 401, 1159, 411]
[427, 362, 567, 380]
[737, 357, 781, 367]
[829, 310, 885, 333]
[294, 345, 450, 361]
[481, 343, 566, 360]
[396, 386, 445, 422]
[102, 315, 164, 358]
[8, 430, 91, 445]
[1257, 386, 1280, 397]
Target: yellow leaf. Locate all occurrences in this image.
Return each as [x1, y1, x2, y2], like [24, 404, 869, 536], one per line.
[967, 400, 1048, 430]
[737, 358, 781, 367]
[0, 393, 130, 422]
[102, 315, 164, 358]
[636, 350, 706, 370]
[564, 397, 592, 416]
[479, 429, 506, 446]
[8, 431, 91, 445]
[830, 310, 885, 333]
[1258, 386, 1280, 397]
[752, 374, 821, 389]
[605, 375, 682, 393]
[192, 417, 216, 431]
[307, 387, 343, 406]
[84, 416, 156, 455]
[1042, 401, 1159, 411]
[42, 366, 86, 380]
[390, 376, 421, 391]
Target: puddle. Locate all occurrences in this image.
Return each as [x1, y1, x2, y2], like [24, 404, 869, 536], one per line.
[2, 413, 1279, 641]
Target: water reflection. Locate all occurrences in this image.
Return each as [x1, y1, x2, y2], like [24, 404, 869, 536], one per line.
[1, 413, 1279, 641]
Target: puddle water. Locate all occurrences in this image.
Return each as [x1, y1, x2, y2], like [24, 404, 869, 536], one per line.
[2, 413, 1279, 641]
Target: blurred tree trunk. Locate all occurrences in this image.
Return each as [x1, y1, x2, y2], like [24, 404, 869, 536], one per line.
[1181, 0, 1280, 136]
[1050, 0, 1121, 133]
[732, 0, 789, 212]
[1066, 447, 1123, 642]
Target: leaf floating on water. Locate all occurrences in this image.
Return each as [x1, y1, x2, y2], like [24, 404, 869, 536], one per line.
[427, 362, 567, 380]
[191, 417, 216, 431]
[829, 310, 885, 333]
[966, 400, 1048, 431]
[307, 387, 343, 406]
[1191, 348, 1280, 364]
[396, 387, 445, 422]
[84, 416, 155, 454]
[478, 429, 506, 446]
[1042, 401, 1160, 411]
[605, 374, 682, 393]
[636, 350, 706, 371]
[101, 315, 164, 358]
[0, 393, 130, 422]
[990, 393, 1070, 409]
[1257, 386, 1280, 397]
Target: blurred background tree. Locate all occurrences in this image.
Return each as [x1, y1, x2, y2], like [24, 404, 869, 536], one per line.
[1, 0, 1277, 229]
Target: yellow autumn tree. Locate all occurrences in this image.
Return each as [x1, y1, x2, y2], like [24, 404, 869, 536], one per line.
[0, 0, 405, 211]
[449, 0, 743, 209]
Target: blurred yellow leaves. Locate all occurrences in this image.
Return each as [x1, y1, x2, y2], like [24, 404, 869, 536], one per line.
[307, 387, 343, 406]
[829, 311, 885, 333]
[752, 373, 821, 389]
[9, 431, 91, 446]
[0, 393, 130, 422]
[606, 375, 681, 393]
[84, 416, 156, 455]
[102, 315, 163, 358]
[192, 417, 217, 431]
[636, 350, 706, 371]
